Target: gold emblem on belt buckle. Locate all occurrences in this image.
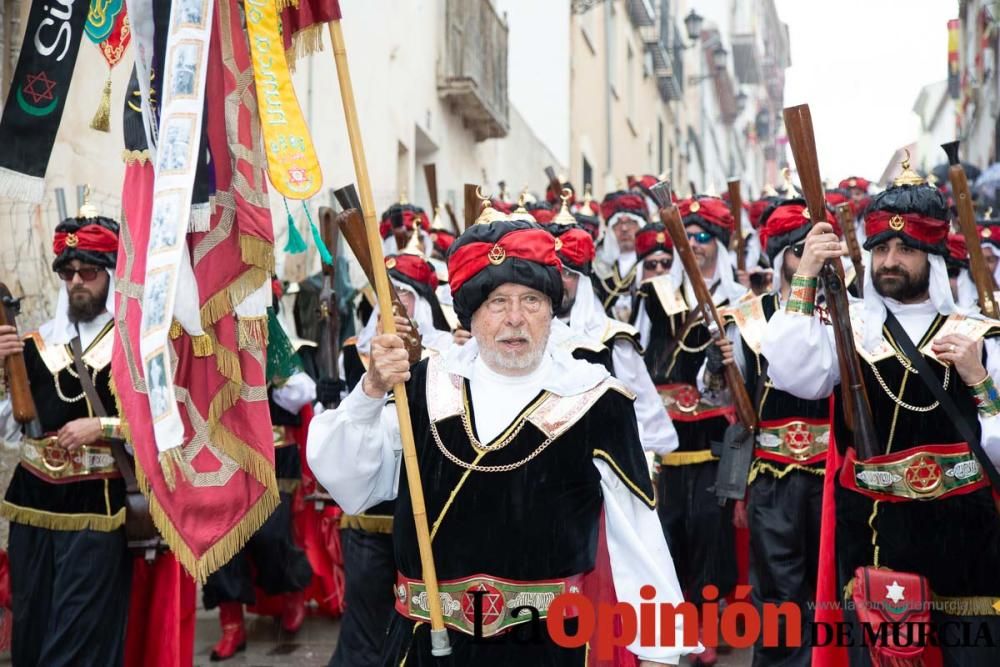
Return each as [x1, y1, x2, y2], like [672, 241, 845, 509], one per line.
[40, 439, 71, 473]
[783, 422, 815, 460]
[904, 455, 944, 496]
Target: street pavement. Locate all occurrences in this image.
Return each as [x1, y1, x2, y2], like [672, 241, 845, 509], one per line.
[191, 610, 752, 667]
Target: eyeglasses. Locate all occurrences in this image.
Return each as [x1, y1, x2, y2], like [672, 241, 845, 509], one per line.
[643, 259, 672, 271]
[687, 231, 713, 244]
[484, 293, 547, 314]
[790, 242, 806, 258]
[56, 266, 102, 282]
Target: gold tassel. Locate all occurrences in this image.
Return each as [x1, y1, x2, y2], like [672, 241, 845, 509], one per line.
[90, 73, 112, 133]
[285, 23, 325, 73]
[169, 319, 183, 340]
[275, 0, 299, 9]
[237, 316, 268, 351]
[158, 448, 185, 492]
[191, 333, 213, 357]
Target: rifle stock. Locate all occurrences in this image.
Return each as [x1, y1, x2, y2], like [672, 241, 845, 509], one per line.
[727, 180, 745, 272]
[652, 186, 757, 430]
[0, 283, 37, 424]
[463, 184, 479, 232]
[335, 208, 422, 364]
[443, 203, 460, 234]
[424, 164, 439, 214]
[943, 141, 998, 317]
[316, 208, 342, 405]
[783, 104, 878, 460]
[545, 166, 561, 203]
[835, 202, 865, 297]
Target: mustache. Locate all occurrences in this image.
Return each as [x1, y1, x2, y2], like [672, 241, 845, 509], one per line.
[875, 267, 908, 278]
[496, 330, 530, 342]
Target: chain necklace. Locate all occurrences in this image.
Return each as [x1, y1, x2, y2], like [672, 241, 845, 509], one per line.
[432, 421, 554, 473]
[461, 410, 531, 453]
[870, 362, 951, 413]
[54, 371, 86, 403]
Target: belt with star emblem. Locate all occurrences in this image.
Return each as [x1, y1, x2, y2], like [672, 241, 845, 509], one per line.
[394, 571, 585, 638]
[840, 443, 987, 502]
[755, 418, 830, 465]
[20, 435, 121, 483]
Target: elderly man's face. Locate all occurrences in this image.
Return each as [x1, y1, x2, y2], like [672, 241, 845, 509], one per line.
[471, 283, 553, 376]
[613, 218, 640, 253]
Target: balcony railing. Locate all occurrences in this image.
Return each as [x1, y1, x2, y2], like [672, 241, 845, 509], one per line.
[640, 20, 683, 102]
[626, 0, 656, 28]
[439, 0, 510, 141]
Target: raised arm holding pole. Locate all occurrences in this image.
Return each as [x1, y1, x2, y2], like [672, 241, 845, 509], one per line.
[328, 18, 451, 656]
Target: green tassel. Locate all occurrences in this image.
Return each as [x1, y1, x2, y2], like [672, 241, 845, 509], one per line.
[304, 202, 334, 266]
[283, 198, 308, 254]
[265, 307, 304, 384]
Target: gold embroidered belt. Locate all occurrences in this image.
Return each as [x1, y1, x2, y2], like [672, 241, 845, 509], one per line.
[20, 436, 120, 483]
[273, 425, 296, 449]
[840, 444, 987, 502]
[394, 572, 584, 638]
[655, 450, 719, 468]
[658, 383, 736, 423]
[756, 418, 830, 465]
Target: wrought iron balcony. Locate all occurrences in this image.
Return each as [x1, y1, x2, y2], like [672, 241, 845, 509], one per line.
[439, 0, 510, 141]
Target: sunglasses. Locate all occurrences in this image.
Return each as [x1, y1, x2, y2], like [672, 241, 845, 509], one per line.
[790, 242, 806, 258]
[643, 259, 672, 271]
[687, 231, 713, 244]
[56, 266, 102, 282]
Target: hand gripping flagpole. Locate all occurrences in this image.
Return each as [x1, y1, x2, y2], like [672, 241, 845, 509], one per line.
[328, 19, 452, 657]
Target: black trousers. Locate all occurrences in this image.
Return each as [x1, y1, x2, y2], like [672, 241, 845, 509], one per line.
[748, 470, 823, 667]
[9, 523, 131, 667]
[329, 528, 396, 667]
[202, 490, 313, 608]
[657, 460, 737, 605]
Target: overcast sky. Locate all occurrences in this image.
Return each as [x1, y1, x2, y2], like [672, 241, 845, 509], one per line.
[773, 0, 957, 181]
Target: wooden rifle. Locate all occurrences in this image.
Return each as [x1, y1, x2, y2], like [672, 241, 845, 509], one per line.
[333, 186, 422, 364]
[783, 104, 878, 460]
[835, 202, 865, 297]
[942, 140, 999, 317]
[424, 163, 439, 215]
[316, 207, 343, 409]
[463, 183, 479, 232]
[727, 180, 746, 272]
[0, 283, 42, 438]
[650, 181, 757, 505]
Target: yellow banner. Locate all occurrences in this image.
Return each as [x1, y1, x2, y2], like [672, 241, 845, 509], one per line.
[243, 0, 322, 199]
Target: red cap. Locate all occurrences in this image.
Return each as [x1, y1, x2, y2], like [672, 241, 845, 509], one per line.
[634, 223, 673, 260]
[53, 224, 118, 255]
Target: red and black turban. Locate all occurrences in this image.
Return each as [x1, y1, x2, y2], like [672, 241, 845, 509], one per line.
[379, 203, 431, 239]
[52, 215, 119, 271]
[758, 198, 837, 264]
[634, 222, 673, 261]
[839, 176, 871, 192]
[550, 224, 596, 275]
[946, 233, 969, 271]
[677, 196, 734, 247]
[448, 220, 563, 328]
[863, 184, 949, 256]
[600, 191, 647, 227]
[429, 229, 457, 256]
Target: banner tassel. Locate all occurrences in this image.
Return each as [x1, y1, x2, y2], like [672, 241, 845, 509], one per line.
[283, 197, 308, 254]
[304, 202, 334, 265]
[90, 73, 112, 132]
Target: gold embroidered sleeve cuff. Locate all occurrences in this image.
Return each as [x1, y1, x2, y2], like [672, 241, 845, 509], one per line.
[99, 417, 123, 440]
[785, 274, 818, 316]
[969, 375, 1000, 418]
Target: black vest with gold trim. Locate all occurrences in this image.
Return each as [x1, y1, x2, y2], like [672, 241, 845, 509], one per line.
[592, 261, 638, 319]
[833, 311, 1000, 600]
[725, 293, 830, 479]
[391, 355, 653, 582]
[1, 322, 126, 532]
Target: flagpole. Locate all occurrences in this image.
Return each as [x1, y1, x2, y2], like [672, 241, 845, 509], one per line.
[328, 19, 452, 657]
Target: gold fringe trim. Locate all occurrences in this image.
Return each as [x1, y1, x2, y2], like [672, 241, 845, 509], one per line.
[201, 267, 270, 331]
[159, 448, 184, 492]
[169, 319, 183, 340]
[135, 454, 280, 584]
[237, 316, 268, 351]
[191, 333, 213, 357]
[658, 450, 719, 467]
[277, 479, 301, 494]
[0, 501, 125, 532]
[747, 459, 826, 485]
[239, 235, 275, 275]
[121, 149, 151, 165]
[208, 380, 242, 425]
[213, 339, 243, 385]
[210, 421, 279, 490]
[285, 23, 325, 73]
[340, 514, 394, 534]
[275, 0, 298, 10]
